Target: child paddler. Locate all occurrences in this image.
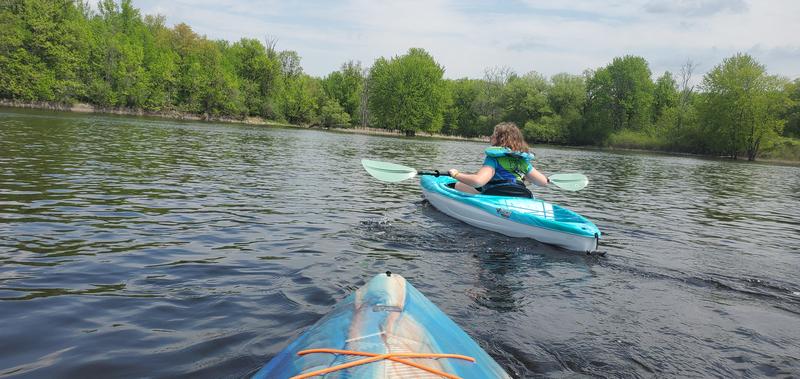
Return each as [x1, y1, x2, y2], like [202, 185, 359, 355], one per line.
[447, 122, 549, 197]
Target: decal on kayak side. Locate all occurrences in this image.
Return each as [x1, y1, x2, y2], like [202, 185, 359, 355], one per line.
[496, 207, 511, 218]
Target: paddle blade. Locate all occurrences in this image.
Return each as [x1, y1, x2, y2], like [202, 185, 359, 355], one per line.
[548, 173, 588, 191]
[361, 159, 419, 182]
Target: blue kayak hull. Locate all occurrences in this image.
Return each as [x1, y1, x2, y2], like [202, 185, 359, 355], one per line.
[420, 176, 600, 252]
[253, 272, 510, 378]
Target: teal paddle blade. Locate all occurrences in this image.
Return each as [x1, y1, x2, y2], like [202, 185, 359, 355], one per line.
[548, 173, 588, 191]
[361, 159, 419, 182]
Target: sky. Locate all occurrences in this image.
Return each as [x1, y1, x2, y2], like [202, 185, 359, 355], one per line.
[131, 0, 800, 81]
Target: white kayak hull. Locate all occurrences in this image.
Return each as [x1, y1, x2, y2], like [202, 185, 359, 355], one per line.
[420, 176, 600, 252]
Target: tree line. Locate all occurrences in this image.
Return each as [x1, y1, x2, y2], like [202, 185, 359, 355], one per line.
[1, 0, 799, 160]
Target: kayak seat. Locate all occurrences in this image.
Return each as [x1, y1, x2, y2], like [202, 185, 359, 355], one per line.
[446, 181, 533, 198]
[480, 183, 533, 198]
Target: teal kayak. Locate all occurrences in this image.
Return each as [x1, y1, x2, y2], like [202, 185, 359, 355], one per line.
[420, 175, 601, 252]
[253, 272, 510, 378]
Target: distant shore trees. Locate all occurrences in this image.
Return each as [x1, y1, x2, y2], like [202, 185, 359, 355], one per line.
[1, 0, 798, 160]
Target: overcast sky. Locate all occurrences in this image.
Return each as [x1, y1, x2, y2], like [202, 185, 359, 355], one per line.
[132, 0, 799, 80]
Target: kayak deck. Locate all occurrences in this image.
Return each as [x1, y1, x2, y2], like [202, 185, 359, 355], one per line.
[253, 272, 510, 378]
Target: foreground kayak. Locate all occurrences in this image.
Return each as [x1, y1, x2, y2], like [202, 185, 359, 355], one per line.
[420, 176, 601, 252]
[253, 272, 510, 379]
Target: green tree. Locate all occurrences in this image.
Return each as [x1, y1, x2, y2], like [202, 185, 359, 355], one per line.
[322, 61, 364, 125]
[580, 68, 615, 143]
[228, 38, 281, 117]
[0, 0, 90, 102]
[783, 79, 800, 138]
[140, 15, 178, 111]
[548, 73, 585, 116]
[0, 1, 46, 100]
[473, 66, 514, 135]
[524, 116, 565, 144]
[90, 0, 152, 108]
[319, 98, 351, 127]
[281, 74, 322, 124]
[699, 53, 788, 160]
[545, 73, 586, 143]
[653, 71, 678, 123]
[500, 71, 551, 127]
[367, 48, 448, 135]
[442, 78, 481, 136]
[278, 50, 303, 77]
[607, 55, 654, 130]
[581, 56, 655, 143]
[175, 38, 243, 116]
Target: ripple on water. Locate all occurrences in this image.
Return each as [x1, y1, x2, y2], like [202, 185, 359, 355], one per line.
[0, 109, 799, 378]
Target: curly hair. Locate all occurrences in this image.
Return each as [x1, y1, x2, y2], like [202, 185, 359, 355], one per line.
[490, 122, 529, 152]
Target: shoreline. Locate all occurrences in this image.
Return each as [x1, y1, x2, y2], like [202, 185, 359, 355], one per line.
[0, 99, 293, 127]
[1, 100, 796, 164]
[592, 144, 800, 166]
[0, 100, 489, 143]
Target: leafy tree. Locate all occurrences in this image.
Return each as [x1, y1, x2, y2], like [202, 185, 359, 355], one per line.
[524, 116, 566, 144]
[580, 68, 615, 144]
[581, 56, 655, 143]
[92, 0, 152, 108]
[176, 38, 243, 116]
[228, 38, 281, 117]
[676, 60, 698, 130]
[319, 98, 351, 127]
[653, 71, 678, 123]
[278, 50, 303, 77]
[606, 55, 654, 130]
[500, 71, 551, 127]
[472, 66, 514, 134]
[699, 53, 788, 160]
[0, 1, 44, 100]
[548, 73, 585, 116]
[281, 74, 322, 124]
[322, 61, 364, 125]
[367, 48, 448, 135]
[783, 79, 800, 138]
[140, 15, 178, 110]
[0, 0, 89, 102]
[547, 73, 585, 140]
[442, 78, 481, 136]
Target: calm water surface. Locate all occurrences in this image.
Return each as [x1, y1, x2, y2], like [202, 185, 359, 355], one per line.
[1, 108, 799, 378]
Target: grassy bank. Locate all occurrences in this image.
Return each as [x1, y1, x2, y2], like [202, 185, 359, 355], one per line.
[604, 129, 800, 163]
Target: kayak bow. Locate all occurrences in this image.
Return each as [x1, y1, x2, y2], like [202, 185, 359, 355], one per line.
[253, 272, 510, 379]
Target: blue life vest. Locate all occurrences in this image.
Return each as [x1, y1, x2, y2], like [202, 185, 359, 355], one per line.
[483, 147, 535, 186]
[484, 146, 535, 162]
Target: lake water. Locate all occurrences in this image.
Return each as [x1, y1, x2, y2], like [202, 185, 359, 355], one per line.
[1, 108, 799, 378]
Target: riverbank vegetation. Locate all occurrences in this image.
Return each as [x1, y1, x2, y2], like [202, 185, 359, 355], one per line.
[2, 0, 799, 161]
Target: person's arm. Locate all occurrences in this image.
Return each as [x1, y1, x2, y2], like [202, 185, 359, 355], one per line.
[525, 167, 549, 187]
[448, 166, 494, 187]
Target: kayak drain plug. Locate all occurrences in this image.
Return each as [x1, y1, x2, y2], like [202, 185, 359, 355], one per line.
[386, 271, 392, 277]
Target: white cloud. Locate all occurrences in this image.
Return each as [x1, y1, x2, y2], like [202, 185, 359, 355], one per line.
[644, 0, 748, 17]
[131, 0, 800, 80]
